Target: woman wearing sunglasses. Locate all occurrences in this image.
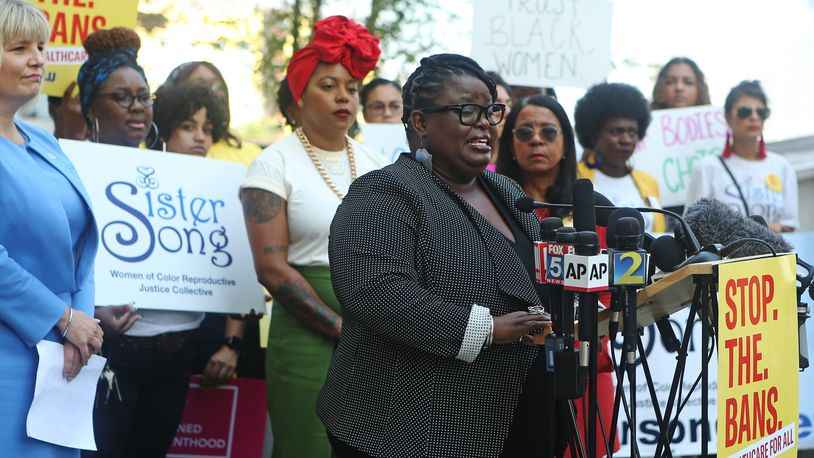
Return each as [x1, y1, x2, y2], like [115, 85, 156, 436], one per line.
[686, 80, 798, 232]
[320, 53, 567, 457]
[575, 82, 666, 232]
[496, 95, 620, 458]
[495, 95, 576, 218]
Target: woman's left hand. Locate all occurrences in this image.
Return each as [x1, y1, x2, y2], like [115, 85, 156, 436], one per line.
[63, 341, 83, 381]
[201, 346, 238, 386]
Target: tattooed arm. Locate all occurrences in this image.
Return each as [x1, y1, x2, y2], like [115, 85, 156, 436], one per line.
[240, 188, 342, 341]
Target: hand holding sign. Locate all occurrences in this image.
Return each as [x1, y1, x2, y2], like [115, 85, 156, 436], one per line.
[95, 303, 141, 336]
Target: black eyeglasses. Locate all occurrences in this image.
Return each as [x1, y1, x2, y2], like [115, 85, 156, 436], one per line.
[98, 91, 153, 110]
[736, 106, 770, 120]
[422, 103, 506, 126]
[513, 125, 560, 143]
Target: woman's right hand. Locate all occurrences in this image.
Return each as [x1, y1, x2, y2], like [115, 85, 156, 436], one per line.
[95, 304, 141, 336]
[492, 311, 551, 345]
[58, 307, 104, 365]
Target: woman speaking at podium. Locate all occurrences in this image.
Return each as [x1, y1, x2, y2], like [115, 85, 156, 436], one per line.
[0, 2, 103, 457]
[240, 16, 385, 457]
[319, 54, 565, 457]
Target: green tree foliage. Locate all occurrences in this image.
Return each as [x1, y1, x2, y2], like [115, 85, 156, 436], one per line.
[259, 0, 443, 113]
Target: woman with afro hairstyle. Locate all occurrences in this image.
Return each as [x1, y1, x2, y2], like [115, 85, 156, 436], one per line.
[575, 82, 666, 232]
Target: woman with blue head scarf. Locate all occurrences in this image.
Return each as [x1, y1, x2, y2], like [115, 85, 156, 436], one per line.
[77, 27, 154, 149]
[76, 27, 192, 458]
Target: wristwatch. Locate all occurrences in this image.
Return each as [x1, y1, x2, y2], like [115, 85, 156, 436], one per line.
[223, 336, 242, 352]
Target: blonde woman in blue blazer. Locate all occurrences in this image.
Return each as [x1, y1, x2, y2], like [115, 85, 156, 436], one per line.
[0, 2, 104, 457]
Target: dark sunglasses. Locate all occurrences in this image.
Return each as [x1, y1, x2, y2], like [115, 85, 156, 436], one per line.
[422, 103, 506, 127]
[513, 125, 560, 143]
[736, 106, 770, 120]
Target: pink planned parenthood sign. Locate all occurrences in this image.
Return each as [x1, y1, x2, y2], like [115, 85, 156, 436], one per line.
[167, 377, 267, 458]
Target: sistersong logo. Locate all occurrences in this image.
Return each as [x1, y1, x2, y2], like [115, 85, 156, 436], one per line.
[101, 166, 233, 268]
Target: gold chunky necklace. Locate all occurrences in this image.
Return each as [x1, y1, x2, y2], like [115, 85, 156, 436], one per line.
[295, 127, 357, 199]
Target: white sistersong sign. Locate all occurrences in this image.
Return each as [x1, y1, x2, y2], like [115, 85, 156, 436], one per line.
[62, 140, 264, 314]
[471, 0, 612, 88]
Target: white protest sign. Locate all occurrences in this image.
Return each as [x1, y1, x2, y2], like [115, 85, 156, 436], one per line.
[630, 105, 727, 207]
[471, 0, 612, 88]
[360, 123, 409, 164]
[62, 140, 264, 314]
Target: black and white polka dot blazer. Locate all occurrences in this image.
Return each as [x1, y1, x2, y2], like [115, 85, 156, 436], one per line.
[318, 155, 546, 457]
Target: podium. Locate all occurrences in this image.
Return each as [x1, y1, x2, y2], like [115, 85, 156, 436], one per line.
[593, 253, 800, 458]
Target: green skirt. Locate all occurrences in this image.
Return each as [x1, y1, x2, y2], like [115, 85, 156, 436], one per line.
[266, 265, 339, 458]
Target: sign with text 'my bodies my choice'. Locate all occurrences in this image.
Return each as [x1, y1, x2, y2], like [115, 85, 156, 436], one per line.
[717, 254, 799, 457]
[471, 0, 612, 88]
[62, 140, 264, 314]
[30, 0, 139, 97]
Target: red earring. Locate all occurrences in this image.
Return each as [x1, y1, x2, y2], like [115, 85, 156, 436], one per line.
[722, 131, 733, 158]
[758, 135, 767, 160]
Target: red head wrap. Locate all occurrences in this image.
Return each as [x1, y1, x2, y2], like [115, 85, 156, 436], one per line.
[286, 16, 381, 103]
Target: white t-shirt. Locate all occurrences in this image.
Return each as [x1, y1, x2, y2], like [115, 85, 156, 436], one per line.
[241, 133, 385, 266]
[591, 170, 656, 232]
[685, 152, 799, 228]
[126, 310, 205, 337]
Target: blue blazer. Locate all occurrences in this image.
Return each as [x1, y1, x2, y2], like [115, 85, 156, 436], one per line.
[0, 120, 98, 456]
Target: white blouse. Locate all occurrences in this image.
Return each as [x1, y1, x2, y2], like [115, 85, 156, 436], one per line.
[241, 132, 385, 266]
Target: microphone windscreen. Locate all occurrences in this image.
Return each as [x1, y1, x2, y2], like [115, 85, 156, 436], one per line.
[593, 191, 614, 227]
[606, 208, 645, 249]
[684, 198, 793, 257]
[573, 179, 595, 231]
[515, 196, 535, 213]
[650, 234, 687, 272]
[750, 214, 769, 227]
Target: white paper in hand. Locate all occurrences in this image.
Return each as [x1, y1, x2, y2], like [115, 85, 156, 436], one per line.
[27, 340, 106, 450]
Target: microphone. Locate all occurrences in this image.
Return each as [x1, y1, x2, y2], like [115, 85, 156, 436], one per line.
[606, 209, 644, 340]
[607, 212, 682, 353]
[649, 234, 687, 272]
[573, 179, 596, 231]
[516, 192, 614, 228]
[516, 196, 703, 255]
[534, 217, 564, 284]
[685, 198, 793, 257]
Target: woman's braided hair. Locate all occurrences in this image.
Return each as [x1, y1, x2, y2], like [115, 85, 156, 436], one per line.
[401, 54, 497, 150]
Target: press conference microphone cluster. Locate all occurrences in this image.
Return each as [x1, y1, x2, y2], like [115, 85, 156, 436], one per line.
[519, 191, 682, 353]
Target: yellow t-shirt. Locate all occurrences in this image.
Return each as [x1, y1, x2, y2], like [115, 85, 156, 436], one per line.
[207, 138, 262, 166]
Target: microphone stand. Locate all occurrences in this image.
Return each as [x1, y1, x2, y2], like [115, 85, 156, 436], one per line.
[535, 219, 586, 458]
[573, 232, 600, 458]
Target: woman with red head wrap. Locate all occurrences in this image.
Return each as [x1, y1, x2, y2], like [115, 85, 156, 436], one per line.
[239, 16, 384, 458]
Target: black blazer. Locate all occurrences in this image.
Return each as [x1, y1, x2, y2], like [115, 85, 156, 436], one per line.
[319, 155, 545, 457]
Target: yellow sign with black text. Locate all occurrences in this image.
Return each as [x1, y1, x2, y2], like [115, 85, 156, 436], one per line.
[28, 0, 139, 97]
[717, 254, 798, 457]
